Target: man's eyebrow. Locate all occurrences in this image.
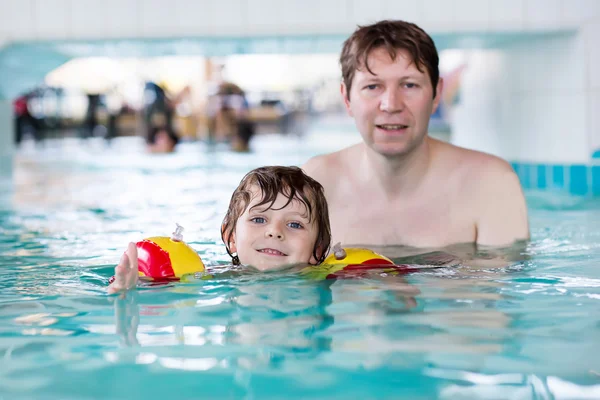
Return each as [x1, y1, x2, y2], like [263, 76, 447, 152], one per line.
[360, 71, 382, 77]
[401, 74, 427, 80]
[361, 74, 422, 81]
[356, 74, 381, 81]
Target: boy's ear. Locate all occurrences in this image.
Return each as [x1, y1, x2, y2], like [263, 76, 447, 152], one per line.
[229, 233, 237, 254]
[311, 244, 327, 264]
[222, 224, 237, 253]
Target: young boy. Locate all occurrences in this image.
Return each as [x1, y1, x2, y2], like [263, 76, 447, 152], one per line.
[108, 166, 332, 294]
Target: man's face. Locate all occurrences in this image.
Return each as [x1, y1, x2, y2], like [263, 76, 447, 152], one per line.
[342, 47, 442, 157]
[230, 187, 319, 271]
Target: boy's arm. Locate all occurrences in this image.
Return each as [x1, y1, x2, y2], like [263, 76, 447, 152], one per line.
[107, 242, 139, 295]
[114, 290, 140, 347]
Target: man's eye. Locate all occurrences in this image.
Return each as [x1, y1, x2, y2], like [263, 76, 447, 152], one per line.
[251, 217, 265, 223]
[404, 82, 418, 89]
[288, 222, 303, 229]
[365, 84, 379, 90]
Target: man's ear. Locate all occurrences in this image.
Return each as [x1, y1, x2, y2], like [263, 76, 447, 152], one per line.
[431, 77, 444, 116]
[341, 82, 353, 117]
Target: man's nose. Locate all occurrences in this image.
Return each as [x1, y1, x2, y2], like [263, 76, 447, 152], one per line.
[265, 225, 284, 240]
[380, 88, 404, 113]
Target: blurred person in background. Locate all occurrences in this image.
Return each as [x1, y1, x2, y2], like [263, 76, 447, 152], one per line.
[146, 125, 179, 153]
[104, 85, 128, 142]
[81, 93, 104, 139]
[206, 72, 256, 152]
[143, 81, 191, 151]
[143, 81, 175, 136]
[14, 92, 42, 144]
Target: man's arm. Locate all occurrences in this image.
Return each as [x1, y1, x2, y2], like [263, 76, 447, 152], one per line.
[475, 163, 530, 246]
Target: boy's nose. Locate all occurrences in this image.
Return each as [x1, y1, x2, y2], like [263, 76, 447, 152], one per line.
[265, 227, 284, 240]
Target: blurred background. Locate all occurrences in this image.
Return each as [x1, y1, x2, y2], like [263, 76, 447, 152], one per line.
[0, 0, 599, 195]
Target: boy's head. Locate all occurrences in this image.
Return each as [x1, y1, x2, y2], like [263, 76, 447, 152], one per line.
[221, 166, 331, 271]
[340, 20, 440, 100]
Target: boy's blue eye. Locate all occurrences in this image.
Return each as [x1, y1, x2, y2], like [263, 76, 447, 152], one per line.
[365, 84, 379, 90]
[251, 217, 265, 224]
[288, 222, 303, 229]
[404, 82, 417, 89]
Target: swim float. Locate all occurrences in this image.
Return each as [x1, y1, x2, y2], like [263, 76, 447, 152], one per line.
[135, 223, 205, 280]
[300, 243, 416, 280]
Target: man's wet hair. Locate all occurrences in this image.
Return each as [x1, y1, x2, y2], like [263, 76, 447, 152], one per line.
[340, 20, 440, 99]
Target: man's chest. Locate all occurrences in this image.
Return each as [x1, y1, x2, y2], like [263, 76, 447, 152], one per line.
[328, 194, 476, 247]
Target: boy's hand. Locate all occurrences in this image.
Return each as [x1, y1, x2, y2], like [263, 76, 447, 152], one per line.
[107, 242, 139, 295]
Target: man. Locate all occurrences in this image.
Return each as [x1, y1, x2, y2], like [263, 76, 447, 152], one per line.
[303, 20, 529, 251]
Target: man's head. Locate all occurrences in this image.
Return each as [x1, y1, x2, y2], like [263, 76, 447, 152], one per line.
[339, 20, 443, 157]
[340, 20, 439, 100]
[221, 166, 331, 270]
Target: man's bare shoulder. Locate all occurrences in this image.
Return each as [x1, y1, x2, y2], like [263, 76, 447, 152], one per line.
[437, 140, 524, 208]
[302, 144, 360, 185]
[433, 139, 516, 183]
[432, 140, 528, 245]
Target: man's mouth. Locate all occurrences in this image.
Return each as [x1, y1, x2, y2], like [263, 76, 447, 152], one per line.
[376, 124, 409, 131]
[257, 248, 287, 256]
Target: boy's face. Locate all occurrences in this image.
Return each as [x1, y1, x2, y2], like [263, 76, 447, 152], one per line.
[229, 186, 319, 271]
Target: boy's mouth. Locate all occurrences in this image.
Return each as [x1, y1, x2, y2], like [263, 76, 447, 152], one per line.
[257, 248, 287, 256]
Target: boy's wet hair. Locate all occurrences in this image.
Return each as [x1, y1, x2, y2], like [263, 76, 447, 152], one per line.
[221, 166, 331, 265]
[340, 20, 440, 99]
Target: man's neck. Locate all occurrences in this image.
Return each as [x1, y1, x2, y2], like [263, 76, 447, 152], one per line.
[359, 137, 434, 195]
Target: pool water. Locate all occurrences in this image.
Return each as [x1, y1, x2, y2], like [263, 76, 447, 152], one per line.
[1, 133, 600, 399]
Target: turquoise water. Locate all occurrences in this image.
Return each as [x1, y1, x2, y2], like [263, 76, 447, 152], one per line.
[2, 133, 600, 399]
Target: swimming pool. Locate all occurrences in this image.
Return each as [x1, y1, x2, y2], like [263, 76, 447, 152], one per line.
[1, 132, 600, 399]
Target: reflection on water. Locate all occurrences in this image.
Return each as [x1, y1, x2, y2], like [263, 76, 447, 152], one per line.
[1, 136, 600, 399]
